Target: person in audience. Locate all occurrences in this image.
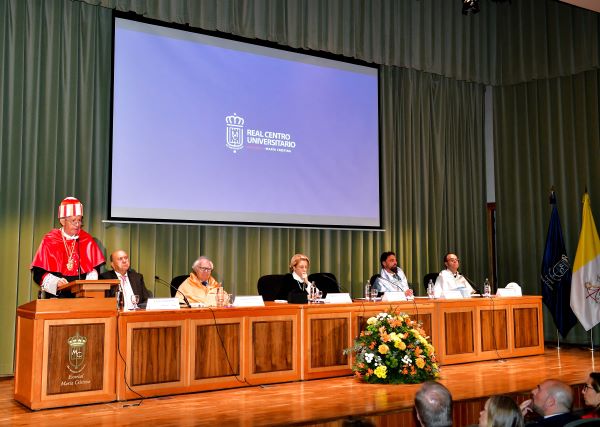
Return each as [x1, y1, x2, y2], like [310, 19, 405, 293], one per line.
[31, 197, 105, 298]
[433, 253, 475, 298]
[479, 395, 524, 427]
[519, 379, 578, 426]
[280, 253, 317, 303]
[177, 256, 224, 305]
[580, 372, 600, 419]
[100, 250, 152, 309]
[372, 251, 413, 298]
[414, 381, 453, 427]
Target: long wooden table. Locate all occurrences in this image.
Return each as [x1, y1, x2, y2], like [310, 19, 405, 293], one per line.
[15, 296, 543, 408]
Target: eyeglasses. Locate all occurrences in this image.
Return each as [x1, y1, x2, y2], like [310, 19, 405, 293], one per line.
[64, 217, 83, 226]
[447, 258, 459, 263]
[583, 384, 594, 392]
[197, 267, 213, 272]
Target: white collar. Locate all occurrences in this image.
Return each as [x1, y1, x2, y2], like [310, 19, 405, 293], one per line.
[292, 272, 304, 282]
[61, 228, 79, 240]
[446, 269, 460, 278]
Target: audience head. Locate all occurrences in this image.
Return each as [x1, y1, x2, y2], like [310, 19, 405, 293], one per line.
[479, 395, 523, 427]
[58, 197, 84, 236]
[289, 253, 310, 275]
[530, 379, 573, 417]
[110, 250, 130, 275]
[443, 253, 460, 274]
[582, 372, 600, 410]
[379, 251, 398, 273]
[192, 256, 214, 282]
[414, 381, 453, 427]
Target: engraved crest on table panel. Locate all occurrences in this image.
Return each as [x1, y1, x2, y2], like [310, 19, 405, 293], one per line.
[67, 332, 87, 374]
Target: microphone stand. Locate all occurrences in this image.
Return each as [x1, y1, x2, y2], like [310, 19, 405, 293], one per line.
[154, 275, 192, 308]
[77, 238, 82, 280]
[461, 273, 483, 296]
[375, 274, 412, 295]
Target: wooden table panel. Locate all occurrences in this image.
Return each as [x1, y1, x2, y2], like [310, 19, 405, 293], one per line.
[514, 307, 540, 348]
[194, 323, 240, 379]
[444, 311, 474, 355]
[480, 309, 508, 352]
[131, 326, 181, 385]
[310, 318, 348, 368]
[252, 320, 293, 373]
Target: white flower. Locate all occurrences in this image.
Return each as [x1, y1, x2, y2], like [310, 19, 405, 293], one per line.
[402, 354, 413, 365]
[365, 352, 374, 363]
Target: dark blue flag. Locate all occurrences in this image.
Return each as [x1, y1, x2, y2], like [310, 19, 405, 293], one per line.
[540, 191, 577, 338]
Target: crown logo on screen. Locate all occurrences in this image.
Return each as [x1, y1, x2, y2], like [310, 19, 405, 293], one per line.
[226, 113, 245, 153]
[226, 114, 244, 127]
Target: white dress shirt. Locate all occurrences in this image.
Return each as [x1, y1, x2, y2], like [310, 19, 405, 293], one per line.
[433, 269, 475, 298]
[117, 272, 135, 310]
[374, 268, 409, 293]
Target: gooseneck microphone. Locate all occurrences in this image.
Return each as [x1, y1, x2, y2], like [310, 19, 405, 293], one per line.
[461, 273, 483, 296]
[76, 238, 82, 280]
[154, 275, 192, 308]
[373, 274, 411, 293]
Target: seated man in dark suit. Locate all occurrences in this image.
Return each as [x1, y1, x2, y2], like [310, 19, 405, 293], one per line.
[100, 250, 152, 309]
[520, 379, 578, 426]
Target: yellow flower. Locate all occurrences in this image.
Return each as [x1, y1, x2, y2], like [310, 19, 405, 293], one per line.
[394, 340, 407, 350]
[374, 365, 387, 378]
[388, 332, 398, 341]
[415, 358, 425, 369]
[378, 344, 390, 354]
[366, 317, 377, 325]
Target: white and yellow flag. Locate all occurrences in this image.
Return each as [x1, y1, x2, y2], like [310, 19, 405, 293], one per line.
[570, 193, 600, 331]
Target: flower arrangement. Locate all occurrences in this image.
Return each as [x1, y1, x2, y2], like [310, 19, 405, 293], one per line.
[344, 311, 440, 384]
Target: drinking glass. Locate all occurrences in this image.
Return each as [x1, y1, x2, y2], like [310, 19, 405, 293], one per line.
[227, 293, 235, 307]
[427, 286, 435, 299]
[370, 289, 378, 301]
[216, 288, 225, 307]
[131, 294, 140, 310]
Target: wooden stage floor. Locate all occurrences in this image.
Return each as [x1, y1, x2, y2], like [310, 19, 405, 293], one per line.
[2, 346, 598, 426]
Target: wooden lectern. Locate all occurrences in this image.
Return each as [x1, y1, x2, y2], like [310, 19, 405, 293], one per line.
[58, 279, 120, 298]
[14, 299, 117, 410]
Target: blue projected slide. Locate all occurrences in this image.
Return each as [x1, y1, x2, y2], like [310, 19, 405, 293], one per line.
[111, 16, 380, 228]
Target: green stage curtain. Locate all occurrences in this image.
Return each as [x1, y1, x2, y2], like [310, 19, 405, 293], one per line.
[493, 69, 600, 342]
[0, 0, 486, 374]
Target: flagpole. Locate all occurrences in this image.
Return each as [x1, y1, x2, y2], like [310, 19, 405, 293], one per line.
[591, 330, 595, 352]
[556, 329, 560, 349]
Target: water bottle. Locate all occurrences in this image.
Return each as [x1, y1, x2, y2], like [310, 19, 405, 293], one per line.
[483, 278, 491, 297]
[427, 279, 435, 299]
[310, 281, 317, 302]
[115, 289, 123, 309]
[364, 281, 371, 300]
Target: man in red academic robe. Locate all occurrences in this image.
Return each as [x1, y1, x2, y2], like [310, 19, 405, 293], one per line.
[31, 197, 105, 297]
